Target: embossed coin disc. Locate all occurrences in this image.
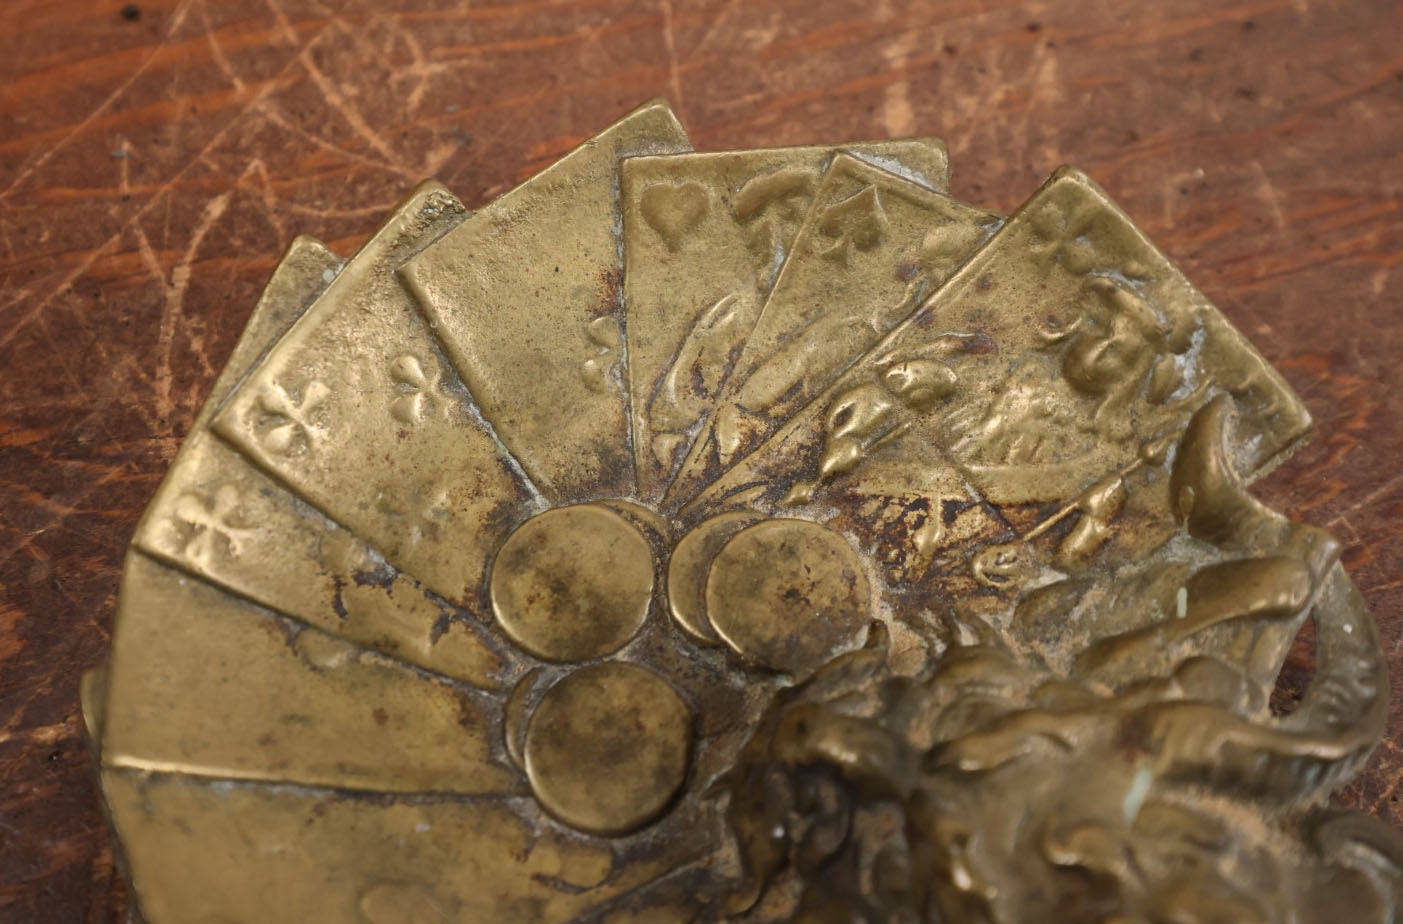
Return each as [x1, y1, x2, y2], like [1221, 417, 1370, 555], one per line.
[523, 662, 691, 836]
[490, 504, 654, 662]
[666, 510, 764, 645]
[705, 518, 870, 674]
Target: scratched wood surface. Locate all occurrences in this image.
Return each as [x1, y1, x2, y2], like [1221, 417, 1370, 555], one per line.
[1, 0, 1400, 919]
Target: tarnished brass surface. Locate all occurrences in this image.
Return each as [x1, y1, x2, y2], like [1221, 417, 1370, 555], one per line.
[210, 181, 538, 609]
[399, 100, 691, 504]
[621, 141, 951, 501]
[668, 510, 763, 646]
[670, 153, 1003, 508]
[132, 237, 509, 689]
[491, 504, 656, 662]
[87, 101, 1402, 922]
[524, 662, 692, 836]
[705, 518, 871, 676]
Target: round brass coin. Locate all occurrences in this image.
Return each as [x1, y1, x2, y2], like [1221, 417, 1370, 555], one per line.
[490, 504, 654, 662]
[666, 510, 763, 646]
[523, 662, 691, 836]
[705, 518, 870, 675]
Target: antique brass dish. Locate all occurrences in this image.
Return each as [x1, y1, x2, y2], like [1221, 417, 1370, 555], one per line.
[84, 100, 1402, 922]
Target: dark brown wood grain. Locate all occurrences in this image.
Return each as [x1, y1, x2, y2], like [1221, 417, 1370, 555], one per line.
[1, 0, 1400, 920]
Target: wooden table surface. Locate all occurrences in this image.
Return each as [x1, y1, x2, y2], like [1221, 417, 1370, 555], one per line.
[2, 0, 1401, 919]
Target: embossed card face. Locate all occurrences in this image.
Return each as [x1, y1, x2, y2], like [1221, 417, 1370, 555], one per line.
[101, 553, 518, 795]
[212, 182, 539, 608]
[685, 167, 1311, 537]
[137, 237, 510, 690]
[190, 234, 342, 427]
[102, 771, 707, 923]
[622, 140, 952, 502]
[667, 153, 1004, 508]
[399, 100, 691, 504]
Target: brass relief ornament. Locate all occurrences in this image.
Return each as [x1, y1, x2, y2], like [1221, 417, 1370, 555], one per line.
[83, 100, 1403, 922]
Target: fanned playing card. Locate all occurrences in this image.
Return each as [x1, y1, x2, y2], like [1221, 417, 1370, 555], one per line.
[212, 182, 539, 608]
[399, 99, 691, 503]
[622, 140, 952, 502]
[135, 236, 511, 689]
[668, 153, 1003, 508]
[101, 770, 706, 923]
[100, 553, 518, 794]
[684, 167, 1310, 526]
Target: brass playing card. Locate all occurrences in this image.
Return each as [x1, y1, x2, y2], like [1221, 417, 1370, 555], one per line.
[99, 553, 516, 794]
[135, 236, 509, 689]
[667, 153, 1002, 508]
[399, 100, 691, 503]
[622, 140, 952, 502]
[212, 182, 538, 609]
[685, 167, 1310, 520]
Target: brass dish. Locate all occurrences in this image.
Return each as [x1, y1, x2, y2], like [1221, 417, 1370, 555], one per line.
[85, 100, 1402, 923]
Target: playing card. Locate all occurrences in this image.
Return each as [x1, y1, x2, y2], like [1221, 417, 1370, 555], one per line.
[399, 100, 691, 503]
[622, 139, 952, 501]
[668, 153, 1003, 507]
[213, 182, 539, 607]
[683, 167, 1310, 524]
[138, 235, 512, 689]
